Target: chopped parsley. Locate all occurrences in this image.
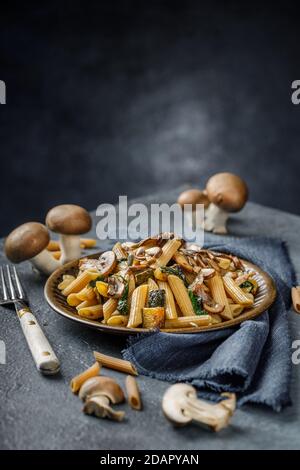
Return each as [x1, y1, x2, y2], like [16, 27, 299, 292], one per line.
[117, 283, 129, 315]
[188, 290, 207, 316]
[161, 265, 187, 286]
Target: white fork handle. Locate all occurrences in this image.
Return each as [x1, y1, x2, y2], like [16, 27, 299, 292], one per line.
[17, 307, 60, 375]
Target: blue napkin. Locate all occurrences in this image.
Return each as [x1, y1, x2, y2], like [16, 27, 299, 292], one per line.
[122, 236, 295, 411]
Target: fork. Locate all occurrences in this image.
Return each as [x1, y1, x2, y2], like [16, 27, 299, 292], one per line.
[0, 265, 60, 375]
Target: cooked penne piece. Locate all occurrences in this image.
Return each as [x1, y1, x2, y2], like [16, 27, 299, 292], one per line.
[154, 267, 168, 281]
[107, 315, 129, 326]
[223, 276, 254, 306]
[103, 298, 118, 322]
[63, 270, 99, 296]
[78, 304, 103, 320]
[207, 275, 233, 320]
[217, 258, 232, 270]
[158, 281, 177, 320]
[172, 251, 194, 272]
[70, 362, 101, 393]
[113, 241, 127, 260]
[142, 307, 165, 329]
[165, 315, 212, 329]
[148, 277, 159, 291]
[76, 299, 99, 310]
[230, 304, 244, 317]
[127, 285, 148, 328]
[93, 351, 138, 375]
[167, 275, 194, 316]
[210, 313, 223, 324]
[67, 293, 81, 307]
[80, 238, 97, 249]
[155, 239, 182, 267]
[125, 376, 142, 410]
[58, 274, 76, 291]
[77, 285, 96, 301]
[127, 273, 136, 304]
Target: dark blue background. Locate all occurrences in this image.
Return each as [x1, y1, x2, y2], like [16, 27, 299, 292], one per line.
[1, 1, 299, 235]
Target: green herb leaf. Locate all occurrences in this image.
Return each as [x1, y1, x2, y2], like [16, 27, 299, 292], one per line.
[148, 289, 165, 308]
[188, 290, 207, 315]
[239, 280, 254, 292]
[117, 283, 129, 315]
[161, 265, 187, 285]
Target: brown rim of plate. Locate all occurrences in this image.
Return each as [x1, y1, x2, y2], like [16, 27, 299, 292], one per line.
[44, 252, 277, 335]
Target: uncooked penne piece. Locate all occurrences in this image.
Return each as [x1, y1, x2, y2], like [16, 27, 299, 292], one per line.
[155, 239, 182, 267]
[164, 315, 212, 329]
[223, 276, 254, 306]
[107, 315, 129, 327]
[78, 304, 103, 320]
[103, 298, 118, 322]
[80, 238, 97, 249]
[47, 240, 60, 251]
[63, 270, 100, 296]
[207, 275, 233, 320]
[127, 285, 148, 328]
[230, 304, 244, 317]
[70, 361, 101, 393]
[113, 241, 127, 260]
[77, 285, 96, 301]
[93, 351, 138, 376]
[52, 250, 61, 260]
[125, 375, 142, 410]
[158, 280, 177, 320]
[167, 275, 194, 316]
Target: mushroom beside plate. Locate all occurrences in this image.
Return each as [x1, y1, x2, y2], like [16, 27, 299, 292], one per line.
[44, 251, 277, 335]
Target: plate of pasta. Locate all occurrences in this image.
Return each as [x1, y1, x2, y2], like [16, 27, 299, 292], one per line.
[44, 233, 276, 334]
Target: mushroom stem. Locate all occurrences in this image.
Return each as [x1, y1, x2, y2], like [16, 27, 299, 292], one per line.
[83, 395, 125, 421]
[204, 203, 229, 234]
[59, 234, 81, 264]
[184, 394, 236, 432]
[31, 249, 60, 275]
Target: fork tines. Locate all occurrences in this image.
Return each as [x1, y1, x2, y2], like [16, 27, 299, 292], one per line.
[0, 265, 26, 303]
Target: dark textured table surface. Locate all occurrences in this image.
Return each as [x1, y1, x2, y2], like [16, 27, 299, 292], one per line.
[1, 189, 300, 450]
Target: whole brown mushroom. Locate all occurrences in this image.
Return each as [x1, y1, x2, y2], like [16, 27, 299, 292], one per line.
[204, 173, 248, 234]
[4, 222, 60, 275]
[46, 204, 92, 264]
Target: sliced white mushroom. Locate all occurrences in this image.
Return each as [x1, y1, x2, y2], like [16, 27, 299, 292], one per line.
[204, 173, 248, 234]
[4, 222, 60, 275]
[46, 204, 92, 264]
[162, 383, 236, 431]
[79, 376, 125, 422]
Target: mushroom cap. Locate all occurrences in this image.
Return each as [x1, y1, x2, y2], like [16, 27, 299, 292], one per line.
[46, 204, 92, 235]
[206, 173, 248, 212]
[5, 222, 50, 263]
[177, 189, 209, 210]
[162, 383, 197, 425]
[79, 376, 125, 404]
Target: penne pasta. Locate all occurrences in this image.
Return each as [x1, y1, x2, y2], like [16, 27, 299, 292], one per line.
[103, 298, 118, 322]
[113, 242, 127, 260]
[47, 240, 60, 251]
[96, 281, 109, 297]
[127, 285, 148, 328]
[80, 238, 97, 249]
[155, 239, 182, 267]
[93, 351, 138, 375]
[78, 304, 103, 320]
[158, 280, 177, 319]
[223, 276, 254, 306]
[67, 293, 81, 307]
[167, 275, 194, 316]
[52, 250, 61, 260]
[58, 274, 76, 291]
[76, 299, 99, 310]
[165, 315, 212, 329]
[125, 376, 142, 410]
[207, 275, 233, 320]
[63, 270, 99, 296]
[230, 304, 244, 317]
[148, 277, 159, 291]
[70, 362, 101, 393]
[107, 315, 129, 326]
[77, 285, 96, 301]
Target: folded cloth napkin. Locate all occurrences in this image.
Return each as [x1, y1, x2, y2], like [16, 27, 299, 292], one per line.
[122, 236, 296, 411]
